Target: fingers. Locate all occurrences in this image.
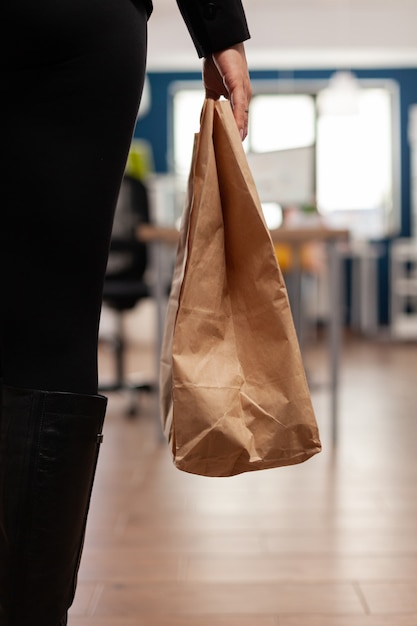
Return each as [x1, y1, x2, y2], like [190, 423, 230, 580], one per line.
[231, 90, 250, 141]
[211, 44, 252, 141]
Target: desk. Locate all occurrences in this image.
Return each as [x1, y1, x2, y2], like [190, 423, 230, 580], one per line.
[138, 224, 349, 445]
[270, 227, 349, 445]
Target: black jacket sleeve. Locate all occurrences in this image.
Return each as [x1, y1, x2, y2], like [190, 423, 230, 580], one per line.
[176, 0, 250, 58]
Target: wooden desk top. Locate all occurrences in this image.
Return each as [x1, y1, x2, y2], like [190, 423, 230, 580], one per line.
[269, 227, 349, 244]
[137, 224, 350, 246]
[137, 224, 180, 244]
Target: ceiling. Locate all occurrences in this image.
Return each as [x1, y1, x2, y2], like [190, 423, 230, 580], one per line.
[146, 0, 417, 70]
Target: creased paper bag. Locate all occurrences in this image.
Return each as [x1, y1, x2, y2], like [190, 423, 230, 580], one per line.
[160, 98, 321, 477]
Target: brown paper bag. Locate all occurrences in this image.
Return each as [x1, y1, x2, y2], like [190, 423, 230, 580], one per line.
[160, 98, 321, 477]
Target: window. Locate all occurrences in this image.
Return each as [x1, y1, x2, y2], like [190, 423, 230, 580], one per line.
[248, 94, 315, 152]
[171, 79, 399, 238]
[171, 88, 205, 181]
[316, 86, 396, 237]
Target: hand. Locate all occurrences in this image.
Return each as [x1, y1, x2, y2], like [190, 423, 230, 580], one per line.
[203, 43, 252, 141]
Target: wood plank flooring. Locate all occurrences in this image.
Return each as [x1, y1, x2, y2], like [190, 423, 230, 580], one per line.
[70, 325, 417, 626]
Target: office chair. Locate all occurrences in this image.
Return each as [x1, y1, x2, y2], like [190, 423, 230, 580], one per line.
[100, 174, 155, 416]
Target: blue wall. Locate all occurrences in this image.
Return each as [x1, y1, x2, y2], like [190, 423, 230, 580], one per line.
[135, 67, 417, 324]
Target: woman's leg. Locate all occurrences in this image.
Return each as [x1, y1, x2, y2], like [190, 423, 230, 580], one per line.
[0, 1, 148, 624]
[0, 0, 148, 394]
[0, 387, 108, 626]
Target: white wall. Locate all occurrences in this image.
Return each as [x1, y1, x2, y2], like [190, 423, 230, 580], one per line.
[147, 0, 417, 70]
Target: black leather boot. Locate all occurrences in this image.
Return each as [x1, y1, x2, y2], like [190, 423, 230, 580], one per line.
[0, 380, 5, 626]
[0, 385, 107, 626]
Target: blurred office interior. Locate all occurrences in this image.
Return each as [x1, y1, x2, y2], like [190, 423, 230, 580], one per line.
[74, 1, 417, 624]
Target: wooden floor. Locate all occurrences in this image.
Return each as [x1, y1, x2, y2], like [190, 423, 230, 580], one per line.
[69, 322, 417, 626]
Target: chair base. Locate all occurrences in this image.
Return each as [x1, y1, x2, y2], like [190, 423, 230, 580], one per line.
[98, 379, 155, 417]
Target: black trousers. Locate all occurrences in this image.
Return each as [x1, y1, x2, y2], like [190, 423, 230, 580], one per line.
[0, 0, 148, 395]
